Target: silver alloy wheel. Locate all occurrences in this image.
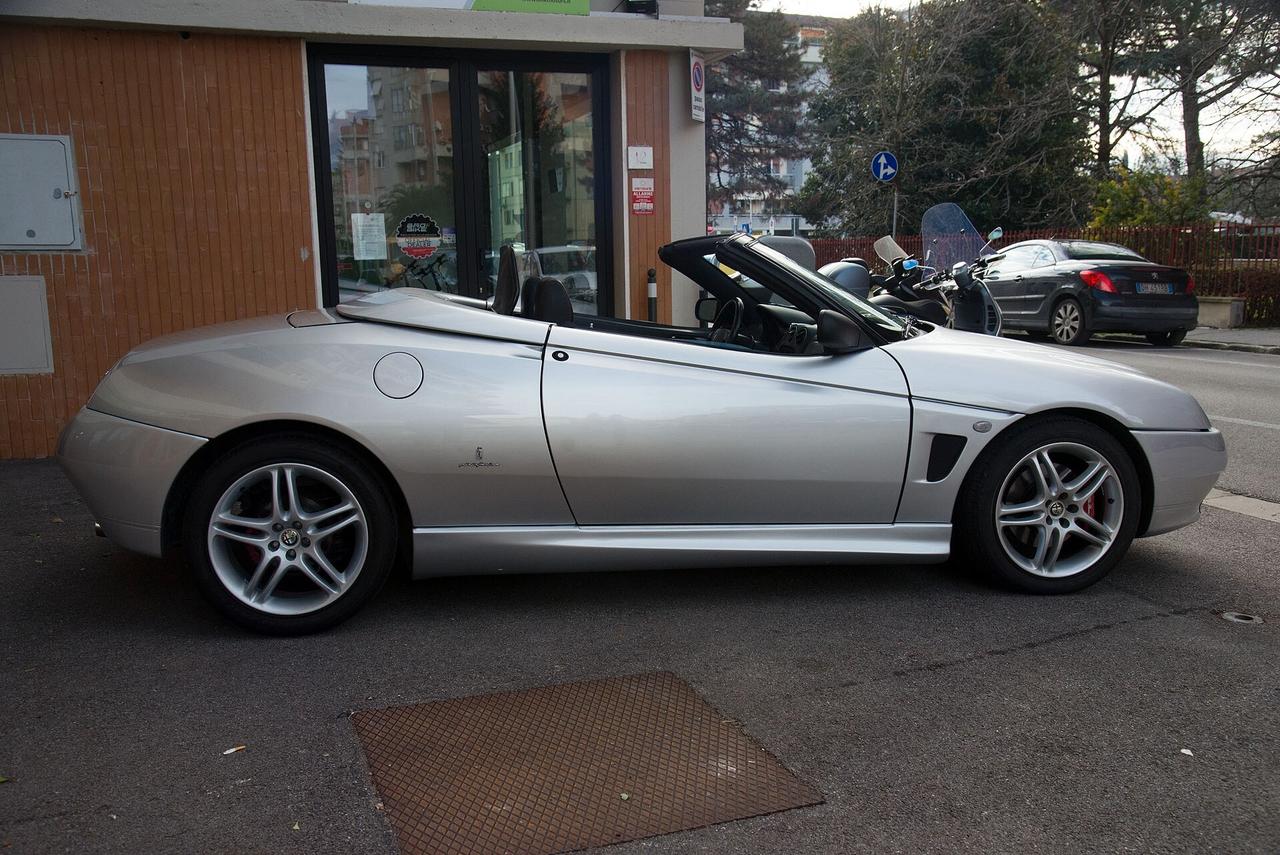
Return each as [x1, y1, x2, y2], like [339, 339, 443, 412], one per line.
[1052, 301, 1081, 343]
[995, 441, 1124, 578]
[206, 463, 368, 616]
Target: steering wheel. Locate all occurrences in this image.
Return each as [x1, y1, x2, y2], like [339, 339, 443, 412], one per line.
[710, 297, 744, 343]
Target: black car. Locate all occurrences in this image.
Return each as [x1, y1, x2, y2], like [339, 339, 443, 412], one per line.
[982, 239, 1198, 346]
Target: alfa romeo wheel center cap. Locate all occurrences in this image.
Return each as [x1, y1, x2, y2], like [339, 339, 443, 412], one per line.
[281, 528, 300, 547]
[1048, 500, 1066, 517]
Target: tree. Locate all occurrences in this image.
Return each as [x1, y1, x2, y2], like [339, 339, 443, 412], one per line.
[1136, 0, 1280, 188]
[1057, 0, 1177, 178]
[797, 0, 1092, 235]
[704, 0, 812, 215]
[1088, 164, 1209, 225]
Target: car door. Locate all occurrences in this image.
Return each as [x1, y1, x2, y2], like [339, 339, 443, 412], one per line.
[1017, 244, 1062, 321]
[981, 245, 1037, 322]
[540, 326, 911, 525]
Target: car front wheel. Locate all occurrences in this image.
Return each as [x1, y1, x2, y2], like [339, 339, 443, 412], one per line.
[182, 435, 398, 634]
[955, 417, 1140, 593]
[1050, 297, 1091, 345]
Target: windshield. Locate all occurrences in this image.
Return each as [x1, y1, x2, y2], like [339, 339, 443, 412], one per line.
[921, 203, 991, 272]
[1060, 241, 1147, 262]
[742, 240, 907, 337]
[874, 235, 908, 264]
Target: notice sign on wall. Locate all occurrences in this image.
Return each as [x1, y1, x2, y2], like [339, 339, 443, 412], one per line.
[351, 213, 387, 261]
[690, 50, 706, 123]
[631, 177, 655, 215]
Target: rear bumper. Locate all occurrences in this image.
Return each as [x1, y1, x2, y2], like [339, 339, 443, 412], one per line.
[1089, 294, 1198, 332]
[57, 408, 207, 556]
[1132, 428, 1227, 537]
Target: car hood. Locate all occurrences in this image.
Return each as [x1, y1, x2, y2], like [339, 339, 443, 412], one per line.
[883, 328, 1211, 430]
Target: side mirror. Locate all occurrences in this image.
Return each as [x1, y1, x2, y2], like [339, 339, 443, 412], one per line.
[817, 310, 868, 354]
[694, 296, 720, 323]
[988, 226, 1003, 241]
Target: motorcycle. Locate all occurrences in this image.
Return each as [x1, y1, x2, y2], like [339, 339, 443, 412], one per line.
[854, 203, 1005, 336]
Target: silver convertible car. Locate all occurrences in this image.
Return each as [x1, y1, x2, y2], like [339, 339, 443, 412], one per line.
[59, 235, 1227, 633]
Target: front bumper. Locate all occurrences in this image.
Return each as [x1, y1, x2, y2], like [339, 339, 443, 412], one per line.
[57, 408, 207, 556]
[1132, 428, 1227, 537]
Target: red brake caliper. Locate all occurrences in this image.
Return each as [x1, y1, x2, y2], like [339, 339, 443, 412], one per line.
[1082, 494, 1097, 519]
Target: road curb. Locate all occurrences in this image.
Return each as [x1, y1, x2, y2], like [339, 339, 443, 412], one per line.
[1098, 333, 1280, 356]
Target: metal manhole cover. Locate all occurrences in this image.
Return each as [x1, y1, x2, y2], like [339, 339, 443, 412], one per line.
[352, 671, 822, 855]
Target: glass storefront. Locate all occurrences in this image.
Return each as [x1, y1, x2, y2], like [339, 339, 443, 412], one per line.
[313, 48, 610, 315]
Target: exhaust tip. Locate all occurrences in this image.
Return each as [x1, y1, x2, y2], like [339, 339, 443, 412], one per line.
[94, 522, 105, 538]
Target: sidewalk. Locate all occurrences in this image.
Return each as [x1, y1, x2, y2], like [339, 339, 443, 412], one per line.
[1184, 327, 1280, 355]
[1102, 327, 1280, 355]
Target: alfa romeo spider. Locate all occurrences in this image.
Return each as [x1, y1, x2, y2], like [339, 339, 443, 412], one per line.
[59, 235, 1227, 633]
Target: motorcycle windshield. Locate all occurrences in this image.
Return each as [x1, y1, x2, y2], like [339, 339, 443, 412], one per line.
[873, 235, 908, 264]
[920, 203, 989, 272]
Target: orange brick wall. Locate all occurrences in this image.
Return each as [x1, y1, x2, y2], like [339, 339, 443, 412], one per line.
[0, 26, 316, 458]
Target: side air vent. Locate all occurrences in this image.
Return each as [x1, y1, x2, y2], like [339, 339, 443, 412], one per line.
[927, 434, 968, 482]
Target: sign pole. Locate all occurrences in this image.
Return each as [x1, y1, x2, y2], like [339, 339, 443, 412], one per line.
[891, 187, 898, 238]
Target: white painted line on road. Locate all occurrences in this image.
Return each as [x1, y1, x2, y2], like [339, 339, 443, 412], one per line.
[1086, 348, 1276, 369]
[1209, 414, 1280, 432]
[1204, 488, 1280, 524]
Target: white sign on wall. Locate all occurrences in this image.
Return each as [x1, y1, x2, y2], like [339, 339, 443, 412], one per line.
[627, 146, 653, 170]
[690, 50, 706, 123]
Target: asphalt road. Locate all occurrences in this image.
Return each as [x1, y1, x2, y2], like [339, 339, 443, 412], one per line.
[1, 451, 1277, 853]
[1042, 337, 1280, 503]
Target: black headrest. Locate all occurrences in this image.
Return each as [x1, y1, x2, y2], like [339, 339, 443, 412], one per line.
[494, 245, 519, 315]
[519, 276, 540, 316]
[530, 277, 574, 327]
[818, 261, 871, 298]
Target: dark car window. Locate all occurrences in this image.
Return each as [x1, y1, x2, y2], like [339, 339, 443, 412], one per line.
[1060, 241, 1147, 261]
[992, 245, 1039, 272]
[1029, 246, 1055, 268]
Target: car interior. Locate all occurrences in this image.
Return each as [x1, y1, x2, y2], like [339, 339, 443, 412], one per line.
[483, 235, 894, 355]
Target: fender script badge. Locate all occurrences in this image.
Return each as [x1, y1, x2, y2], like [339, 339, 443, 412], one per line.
[458, 446, 500, 469]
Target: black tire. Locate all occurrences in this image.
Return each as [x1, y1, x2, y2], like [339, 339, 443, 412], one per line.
[954, 417, 1141, 594]
[1049, 297, 1091, 345]
[182, 434, 399, 634]
[1145, 329, 1187, 347]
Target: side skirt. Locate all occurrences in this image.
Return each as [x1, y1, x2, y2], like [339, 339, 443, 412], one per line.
[410, 523, 952, 578]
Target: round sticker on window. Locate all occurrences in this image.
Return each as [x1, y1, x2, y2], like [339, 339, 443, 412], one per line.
[395, 214, 445, 259]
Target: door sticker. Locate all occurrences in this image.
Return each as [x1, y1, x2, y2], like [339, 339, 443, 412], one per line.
[395, 214, 455, 259]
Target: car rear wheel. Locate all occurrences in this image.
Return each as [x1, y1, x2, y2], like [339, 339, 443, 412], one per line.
[1050, 297, 1091, 346]
[1145, 330, 1187, 347]
[954, 417, 1140, 593]
[182, 435, 398, 634]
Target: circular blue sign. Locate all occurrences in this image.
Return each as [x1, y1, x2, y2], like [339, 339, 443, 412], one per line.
[871, 150, 899, 183]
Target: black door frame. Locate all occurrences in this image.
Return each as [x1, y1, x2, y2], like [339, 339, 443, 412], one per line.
[307, 43, 614, 313]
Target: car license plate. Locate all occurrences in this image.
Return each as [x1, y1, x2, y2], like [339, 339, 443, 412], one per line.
[1136, 282, 1174, 294]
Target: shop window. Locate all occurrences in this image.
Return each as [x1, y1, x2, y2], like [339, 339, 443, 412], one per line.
[313, 49, 611, 314]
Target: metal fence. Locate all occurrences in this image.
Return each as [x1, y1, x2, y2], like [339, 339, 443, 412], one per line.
[811, 222, 1280, 326]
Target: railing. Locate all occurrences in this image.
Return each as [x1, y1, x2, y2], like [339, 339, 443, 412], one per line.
[811, 222, 1280, 326]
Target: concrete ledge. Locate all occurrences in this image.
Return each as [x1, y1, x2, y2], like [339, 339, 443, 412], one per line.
[1197, 296, 1245, 329]
[1, 0, 744, 53]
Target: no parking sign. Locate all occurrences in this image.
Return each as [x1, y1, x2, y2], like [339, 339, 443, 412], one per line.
[690, 51, 705, 123]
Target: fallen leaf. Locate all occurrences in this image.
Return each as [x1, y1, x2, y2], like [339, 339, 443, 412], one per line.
[291, 821, 301, 831]
[1180, 748, 1194, 757]
[222, 745, 246, 755]
[0, 776, 11, 784]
